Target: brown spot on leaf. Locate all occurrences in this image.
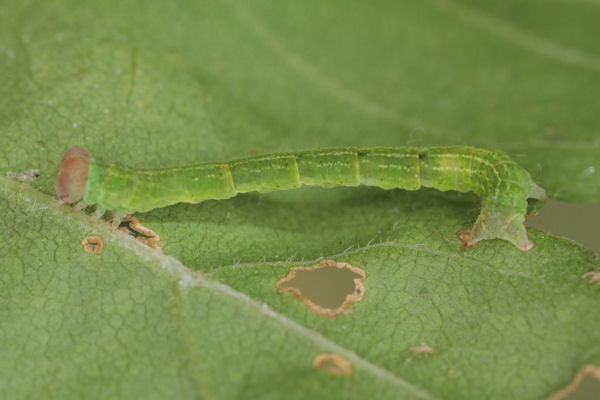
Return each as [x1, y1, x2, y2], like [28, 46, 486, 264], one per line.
[81, 236, 103, 255]
[313, 353, 353, 376]
[118, 216, 161, 249]
[447, 369, 456, 376]
[581, 271, 600, 285]
[547, 365, 600, 400]
[409, 343, 435, 356]
[277, 260, 365, 317]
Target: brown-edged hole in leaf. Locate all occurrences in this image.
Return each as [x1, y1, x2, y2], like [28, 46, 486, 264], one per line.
[547, 365, 600, 400]
[277, 260, 365, 317]
[313, 353, 352, 376]
[118, 216, 161, 249]
[81, 236, 103, 255]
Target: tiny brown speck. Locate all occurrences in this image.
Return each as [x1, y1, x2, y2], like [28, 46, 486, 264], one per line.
[581, 271, 600, 284]
[313, 353, 352, 376]
[82, 236, 103, 255]
[409, 343, 435, 356]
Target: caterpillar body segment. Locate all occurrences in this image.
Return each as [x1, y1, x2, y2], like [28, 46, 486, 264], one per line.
[55, 146, 546, 250]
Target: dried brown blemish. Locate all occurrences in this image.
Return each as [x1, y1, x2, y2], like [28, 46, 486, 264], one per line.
[547, 365, 600, 400]
[313, 353, 353, 376]
[276, 260, 366, 317]
[118, 216, 161, 249]
[6, 169, 40, 182]
[409, 343, 435, 356]
[81, 236, 103, 255]
[581, 271, 600, 285]
[447, 369, 456, 376]
[458, 230, 475, 248]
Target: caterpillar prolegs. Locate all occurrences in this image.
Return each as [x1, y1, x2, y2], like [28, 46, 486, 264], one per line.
[55, 146, 547, 250]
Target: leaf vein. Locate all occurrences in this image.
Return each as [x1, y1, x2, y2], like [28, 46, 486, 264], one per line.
[432, 0, 600, 72]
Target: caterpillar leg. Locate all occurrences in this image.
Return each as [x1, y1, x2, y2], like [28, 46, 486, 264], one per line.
[73, 200, 88, 212]
[110, 210, 127, 230]
[460, 209, 533, 251]
[528, 179, 547, 201]
[89, 205, 107, 224]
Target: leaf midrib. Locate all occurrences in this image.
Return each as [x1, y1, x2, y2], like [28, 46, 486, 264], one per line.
[0, 175, 437, 400]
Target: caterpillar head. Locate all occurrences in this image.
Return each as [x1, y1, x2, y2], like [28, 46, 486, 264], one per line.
[54, 147, 92, 204]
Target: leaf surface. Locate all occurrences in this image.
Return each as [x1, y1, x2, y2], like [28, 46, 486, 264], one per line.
[1, 0, 599, 399]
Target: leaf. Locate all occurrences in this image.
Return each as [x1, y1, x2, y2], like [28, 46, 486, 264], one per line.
[1, 0, 599, 399]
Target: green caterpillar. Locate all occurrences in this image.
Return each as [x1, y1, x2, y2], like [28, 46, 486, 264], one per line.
[54, 146, 547, 251]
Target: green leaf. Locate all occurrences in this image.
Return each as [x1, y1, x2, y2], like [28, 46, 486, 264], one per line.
[1, 0, 599, 399]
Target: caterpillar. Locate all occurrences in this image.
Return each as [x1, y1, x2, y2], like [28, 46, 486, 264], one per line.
[54, 146, 547, 251]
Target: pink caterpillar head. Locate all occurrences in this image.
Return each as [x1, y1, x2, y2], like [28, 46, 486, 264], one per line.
[54, 147, 92, 204]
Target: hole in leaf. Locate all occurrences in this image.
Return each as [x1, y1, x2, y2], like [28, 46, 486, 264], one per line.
[548, 365, 600, 400]
[81, 236, 103, 255]
[526, 199, 600, 253]
[277, 260, 365, 317]
[313, 353, 352, 376]
[118, 216, 161, 249]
